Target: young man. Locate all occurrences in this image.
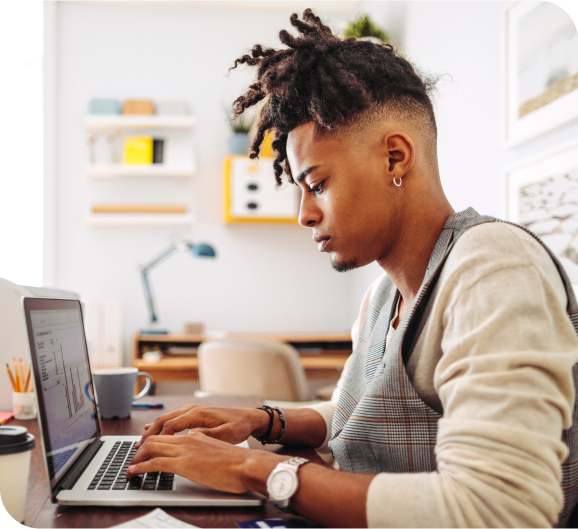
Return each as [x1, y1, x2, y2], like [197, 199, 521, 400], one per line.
[127, 10, 578, 527]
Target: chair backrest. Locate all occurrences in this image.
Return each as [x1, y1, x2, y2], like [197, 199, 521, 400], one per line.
[198, 338, 312, 402]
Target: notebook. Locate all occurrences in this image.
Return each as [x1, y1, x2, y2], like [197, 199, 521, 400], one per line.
[22, 297, 264, 507]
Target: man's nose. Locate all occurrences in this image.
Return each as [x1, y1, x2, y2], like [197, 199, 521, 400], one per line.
[298, 193, 321, 228]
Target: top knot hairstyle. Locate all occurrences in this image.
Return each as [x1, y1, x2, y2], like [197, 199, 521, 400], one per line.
[230, 9, 438, 185]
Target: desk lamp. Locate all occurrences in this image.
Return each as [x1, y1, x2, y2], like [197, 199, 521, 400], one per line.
[139, 238, 216, 334]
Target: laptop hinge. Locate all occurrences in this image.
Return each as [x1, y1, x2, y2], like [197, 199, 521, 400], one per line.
[57, 438, 104, 493]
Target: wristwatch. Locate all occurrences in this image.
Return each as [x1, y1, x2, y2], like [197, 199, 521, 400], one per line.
[266, 457, 311, 510]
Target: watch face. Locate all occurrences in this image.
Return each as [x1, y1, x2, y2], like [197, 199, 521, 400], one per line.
[269, 469, 296, 500]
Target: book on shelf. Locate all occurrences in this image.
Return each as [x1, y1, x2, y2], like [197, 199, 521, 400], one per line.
[91, 203, 188, 214]
[153, 139, 164, 164]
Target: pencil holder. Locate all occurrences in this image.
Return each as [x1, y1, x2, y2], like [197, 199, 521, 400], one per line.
[13, 392, 37, 420]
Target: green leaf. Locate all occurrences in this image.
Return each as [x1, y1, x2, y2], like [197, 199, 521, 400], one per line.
[343, 14, 389, 43]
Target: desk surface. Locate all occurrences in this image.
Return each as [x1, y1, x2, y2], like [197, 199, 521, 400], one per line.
[17, 394, 325, 528]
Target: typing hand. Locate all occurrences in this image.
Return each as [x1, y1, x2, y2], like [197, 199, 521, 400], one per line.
[137, 405, 269, 448]
[127, 431, 285, 494]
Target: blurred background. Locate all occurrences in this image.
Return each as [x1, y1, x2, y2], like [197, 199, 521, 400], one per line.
[1, 0, 577, 373]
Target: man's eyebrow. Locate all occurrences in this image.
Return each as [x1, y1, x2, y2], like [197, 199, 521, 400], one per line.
[295, 165, 320, 183]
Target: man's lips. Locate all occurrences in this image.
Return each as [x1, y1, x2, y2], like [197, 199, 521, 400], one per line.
[313, 235, 330, 252]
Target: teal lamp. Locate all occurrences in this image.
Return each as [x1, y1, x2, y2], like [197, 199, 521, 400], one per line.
[139, 239, 216, 334]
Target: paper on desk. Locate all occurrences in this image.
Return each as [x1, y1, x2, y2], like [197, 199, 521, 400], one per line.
[111, 508, 200, 528]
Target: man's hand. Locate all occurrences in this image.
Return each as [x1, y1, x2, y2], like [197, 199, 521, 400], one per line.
[127, 431, 285, 494]
[137, 405, 270, 447]
[128, 407, 370, 527]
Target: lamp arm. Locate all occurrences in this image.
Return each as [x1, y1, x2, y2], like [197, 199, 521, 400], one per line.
[139, 242, 181, 327]
[140, 243, 180, 274]
[137, 239, 213, 330]
[140, 269, 158, 325]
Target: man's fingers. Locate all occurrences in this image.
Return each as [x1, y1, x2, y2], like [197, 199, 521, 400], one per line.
[159, 409, 205, 436]
[139, 406, 197, 443]
[132, 434, 197, 461]
[126, 456, 177, 478]
[129, 440, 183, 466]
[136, 423, 153, 448]
[193, 424, 236, 443]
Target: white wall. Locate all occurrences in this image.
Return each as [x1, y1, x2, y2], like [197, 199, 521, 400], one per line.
[50, 2, 368, 364]
[0, 1, 43, 287]
[49, 2, 578, 363]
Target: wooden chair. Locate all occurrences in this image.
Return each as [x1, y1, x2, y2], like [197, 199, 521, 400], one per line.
[198, 338, 312, 402]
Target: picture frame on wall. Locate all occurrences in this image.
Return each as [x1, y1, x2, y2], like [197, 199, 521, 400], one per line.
[504, 139, 578, 286]
[504, 1, 578, 146]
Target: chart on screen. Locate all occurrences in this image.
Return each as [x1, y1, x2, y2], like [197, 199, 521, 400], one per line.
[30, 309, 93, 448]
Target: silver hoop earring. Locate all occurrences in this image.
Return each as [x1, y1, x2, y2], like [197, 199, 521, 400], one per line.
[393, 177, 402, 187]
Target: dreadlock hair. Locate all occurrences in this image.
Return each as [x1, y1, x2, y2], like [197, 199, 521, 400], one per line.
[230, 9, 439, 186]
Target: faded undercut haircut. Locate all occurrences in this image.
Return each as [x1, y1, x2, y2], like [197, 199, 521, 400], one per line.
[231, 9, 439, 185]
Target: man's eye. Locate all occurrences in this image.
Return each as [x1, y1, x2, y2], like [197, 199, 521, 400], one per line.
[309, 182, 323, 195]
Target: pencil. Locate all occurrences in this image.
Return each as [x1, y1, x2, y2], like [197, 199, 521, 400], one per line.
[22, 364, 31, 395]
[19, 358, 26, 382]
[26, 374, 33, 393]
[11, 358, 21, 392]
[6, 364, 16, 392]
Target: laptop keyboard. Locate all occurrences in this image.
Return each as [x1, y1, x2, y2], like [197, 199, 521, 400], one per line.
[87, 441, 175, 491]
[47, 447, 78, 480]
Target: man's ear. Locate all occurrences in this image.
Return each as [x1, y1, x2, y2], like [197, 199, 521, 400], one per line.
[382, 132, 415, 179]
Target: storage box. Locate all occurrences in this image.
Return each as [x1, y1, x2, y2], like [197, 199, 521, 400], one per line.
[122, 99, 155, 115]
[156, 101, 191, 115]
[89, 98, 121, 115]
[123, 136, 153, 164]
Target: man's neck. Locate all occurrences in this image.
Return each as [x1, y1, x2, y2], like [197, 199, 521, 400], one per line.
[378, 201, 454, 314]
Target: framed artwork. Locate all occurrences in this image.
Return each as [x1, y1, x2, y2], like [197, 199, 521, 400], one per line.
[505, 139, 578, 284]
[504, 1, 578, 146]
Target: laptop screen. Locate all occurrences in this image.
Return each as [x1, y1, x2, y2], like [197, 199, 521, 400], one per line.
[23, 298, 100, 489]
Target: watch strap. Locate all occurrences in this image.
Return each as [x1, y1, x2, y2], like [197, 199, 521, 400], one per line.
[279, 456, 309, 471]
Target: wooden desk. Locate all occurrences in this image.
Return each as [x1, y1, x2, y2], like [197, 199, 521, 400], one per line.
[132, 332, 352, 383]
[18, 394, 326, 528]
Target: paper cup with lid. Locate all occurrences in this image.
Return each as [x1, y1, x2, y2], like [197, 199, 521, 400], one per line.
[0, 426, 35, 523]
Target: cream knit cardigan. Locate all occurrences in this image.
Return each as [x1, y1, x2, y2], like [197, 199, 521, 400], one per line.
[307, 222, 578, 527]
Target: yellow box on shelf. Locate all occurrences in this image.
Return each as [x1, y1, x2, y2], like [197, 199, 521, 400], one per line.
[124, 136, 153, 164]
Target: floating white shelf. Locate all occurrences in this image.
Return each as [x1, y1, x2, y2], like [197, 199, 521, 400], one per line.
[85, 213, 195, 227]
[86, 164, 195, 179]
[84, 115, 195, 130]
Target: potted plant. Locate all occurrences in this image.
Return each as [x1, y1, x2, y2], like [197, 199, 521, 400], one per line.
[225, 107, 256, 155]
[343, 14, 390, 44]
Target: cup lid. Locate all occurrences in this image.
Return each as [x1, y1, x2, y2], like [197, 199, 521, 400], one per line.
[0, 426, 35, 455]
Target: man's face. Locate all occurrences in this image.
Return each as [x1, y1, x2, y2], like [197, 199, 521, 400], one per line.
[286, 122, 400, 272]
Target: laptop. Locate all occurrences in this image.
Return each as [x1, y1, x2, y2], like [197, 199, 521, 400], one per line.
[23, 297, 264, 507]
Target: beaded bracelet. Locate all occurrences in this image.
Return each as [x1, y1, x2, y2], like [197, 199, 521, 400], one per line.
[254, 405, 287, 445]
[263, 406, 286, 445]
[254, 406, 275, 444]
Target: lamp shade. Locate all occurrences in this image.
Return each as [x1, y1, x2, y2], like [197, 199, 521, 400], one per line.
[191, 243, 216, 258]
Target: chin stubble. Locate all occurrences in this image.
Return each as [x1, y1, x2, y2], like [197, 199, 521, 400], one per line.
[331, 256, 359, 273]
